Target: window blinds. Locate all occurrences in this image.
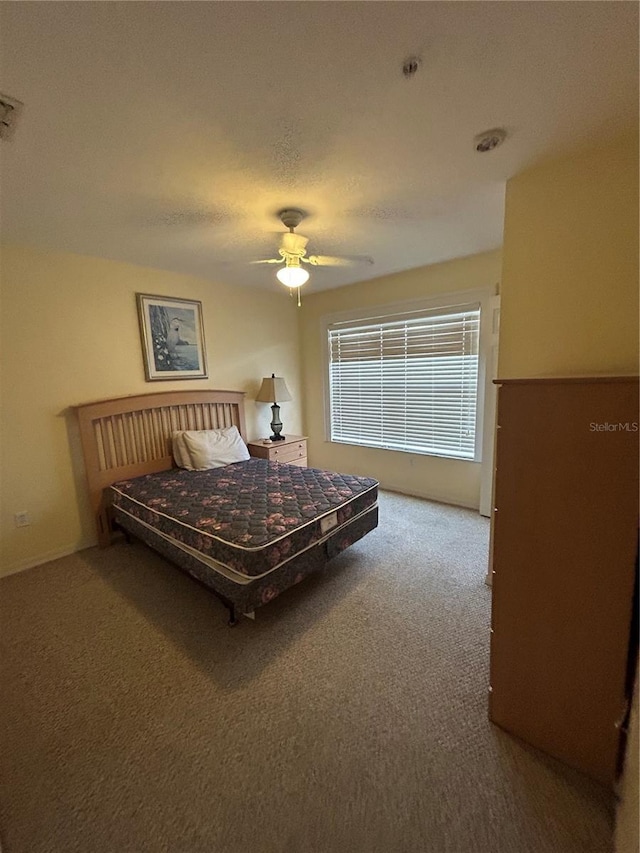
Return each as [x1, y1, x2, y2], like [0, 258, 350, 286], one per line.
[328, 306, 480, 460]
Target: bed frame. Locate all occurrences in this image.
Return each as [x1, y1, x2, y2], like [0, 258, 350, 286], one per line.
[75, 389, 378, 625]
[76, 390, 247, 548]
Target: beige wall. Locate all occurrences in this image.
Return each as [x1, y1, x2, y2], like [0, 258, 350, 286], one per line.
[499, 128, 639, 378]
[299, 250, 502, 509]
[0, 245, 301, 576]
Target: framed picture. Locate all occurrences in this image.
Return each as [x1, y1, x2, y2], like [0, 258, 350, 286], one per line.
[136, 293, 208, 381]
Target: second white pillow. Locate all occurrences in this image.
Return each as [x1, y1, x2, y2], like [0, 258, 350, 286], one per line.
[176, 426, 250, 471]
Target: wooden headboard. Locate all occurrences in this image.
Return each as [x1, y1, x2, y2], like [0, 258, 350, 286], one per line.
[75, 389, 247, 547]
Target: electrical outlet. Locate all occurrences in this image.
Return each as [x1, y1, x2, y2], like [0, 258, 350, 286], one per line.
[14, 511, 30, 527]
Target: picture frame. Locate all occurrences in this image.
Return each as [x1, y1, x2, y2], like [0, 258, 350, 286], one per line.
[136, 293, 208, 381]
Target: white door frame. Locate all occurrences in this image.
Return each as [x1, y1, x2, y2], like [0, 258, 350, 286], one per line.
[479, 295, 500, 584]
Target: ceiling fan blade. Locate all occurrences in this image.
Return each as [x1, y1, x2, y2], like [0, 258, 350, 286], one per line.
[281, 232, 309, 253]
[249, 258, 284, 265]
[305, 254, 374, 267]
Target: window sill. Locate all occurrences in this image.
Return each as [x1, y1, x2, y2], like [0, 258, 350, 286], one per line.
[326, 438, 480, 463]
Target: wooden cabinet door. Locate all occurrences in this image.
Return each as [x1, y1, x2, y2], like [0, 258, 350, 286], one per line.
[489, 378, 639, 785]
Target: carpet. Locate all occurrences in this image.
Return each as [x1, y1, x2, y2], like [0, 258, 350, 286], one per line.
[0, 491, 613, 852]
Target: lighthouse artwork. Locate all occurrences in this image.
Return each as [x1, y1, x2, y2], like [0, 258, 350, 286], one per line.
[136, 293, 208, 381]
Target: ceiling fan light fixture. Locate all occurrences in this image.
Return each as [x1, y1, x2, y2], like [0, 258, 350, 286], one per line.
[276, 264, 309, 288]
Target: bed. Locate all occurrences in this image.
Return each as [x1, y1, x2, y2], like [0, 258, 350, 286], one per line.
[75, 390, 378, 623]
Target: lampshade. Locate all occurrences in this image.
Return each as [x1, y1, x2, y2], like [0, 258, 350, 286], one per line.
[255, 374, 292, 404]
[276, 265, 309, 288]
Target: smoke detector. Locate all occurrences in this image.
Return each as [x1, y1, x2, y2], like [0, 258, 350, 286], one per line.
[0, 94, 23, 140]
[474, 128, 507, 153]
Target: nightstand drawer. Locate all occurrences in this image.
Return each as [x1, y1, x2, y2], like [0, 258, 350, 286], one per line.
[247, 435, 308, 467]
[269, 443, 306, 464]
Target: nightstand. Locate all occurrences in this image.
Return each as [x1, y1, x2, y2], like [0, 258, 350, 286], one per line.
[247, 435, 308, 467]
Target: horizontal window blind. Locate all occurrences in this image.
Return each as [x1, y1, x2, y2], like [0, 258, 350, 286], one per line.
[328, 307, 480, 460]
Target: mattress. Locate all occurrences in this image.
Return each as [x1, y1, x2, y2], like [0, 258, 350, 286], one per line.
[110, 459, 378, 583]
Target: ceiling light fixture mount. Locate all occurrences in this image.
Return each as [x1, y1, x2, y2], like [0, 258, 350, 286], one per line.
[0, 93, 24, 141]
[278, 208, 306, 231]
[474, 128, 507, 153]
[402, 56, 421, 79]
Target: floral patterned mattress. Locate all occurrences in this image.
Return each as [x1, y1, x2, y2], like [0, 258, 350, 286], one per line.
[110, 459, 378, 582]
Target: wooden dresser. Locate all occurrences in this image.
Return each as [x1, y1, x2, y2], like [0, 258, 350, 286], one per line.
[247, 435, 308, 467]
[489, 376, 639, 785]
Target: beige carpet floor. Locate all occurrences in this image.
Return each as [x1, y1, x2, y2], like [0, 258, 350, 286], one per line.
[1, 491, 614, 853]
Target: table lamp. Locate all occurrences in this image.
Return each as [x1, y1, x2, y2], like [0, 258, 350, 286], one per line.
[255, 374, 292, 441]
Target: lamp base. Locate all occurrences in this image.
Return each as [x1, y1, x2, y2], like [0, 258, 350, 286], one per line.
[270, 403, 285, 441]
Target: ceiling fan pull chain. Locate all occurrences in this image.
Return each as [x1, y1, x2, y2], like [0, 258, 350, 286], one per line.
[297, 286, 301, 307]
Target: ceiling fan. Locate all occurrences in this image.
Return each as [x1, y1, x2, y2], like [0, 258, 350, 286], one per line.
[251, 209, 374, 300]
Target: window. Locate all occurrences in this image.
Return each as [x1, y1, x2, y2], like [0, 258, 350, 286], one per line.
[327, 302, 481, 460]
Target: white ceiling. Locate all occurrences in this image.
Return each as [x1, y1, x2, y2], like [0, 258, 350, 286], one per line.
[0, 2, 637, 294]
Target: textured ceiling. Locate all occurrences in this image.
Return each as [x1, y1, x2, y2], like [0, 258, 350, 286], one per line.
[0, 2, 637, 294]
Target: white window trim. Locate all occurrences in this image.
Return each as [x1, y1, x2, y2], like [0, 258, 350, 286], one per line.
[320, 287, 496, 463]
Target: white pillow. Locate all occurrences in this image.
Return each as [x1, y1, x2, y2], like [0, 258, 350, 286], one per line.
[173, 429, 230, 469]
[173, 426, 249, 471]
[172, 431, 192, 469]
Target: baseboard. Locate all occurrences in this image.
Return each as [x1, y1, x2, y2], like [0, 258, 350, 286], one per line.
[1, 487, 480, 579]
[378, 481, 479, 512]
[1, 539, 95, 579]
